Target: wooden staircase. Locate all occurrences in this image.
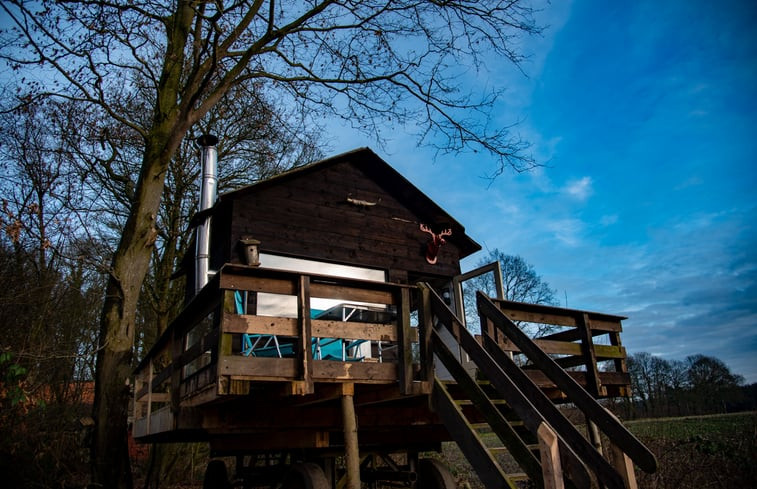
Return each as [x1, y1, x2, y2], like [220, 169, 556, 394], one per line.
[419, 284, 657, 489]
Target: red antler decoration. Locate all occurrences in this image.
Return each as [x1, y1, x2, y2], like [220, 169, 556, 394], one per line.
[420, 224, 452, 265]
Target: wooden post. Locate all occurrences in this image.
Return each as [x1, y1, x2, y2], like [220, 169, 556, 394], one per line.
[341, 383, 360, 489]
[537, 422, 565, 489]
[607, 440, 638, 489]
[397, 287, 414, 394]
[296, 275, 314, 395]
[170, 327, 182, 415]
[576, 313, 603, 397]
[146, 361, 153, 435]
[418, 284, 434, 384]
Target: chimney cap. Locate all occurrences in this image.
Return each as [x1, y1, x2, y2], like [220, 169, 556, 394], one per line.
[196, 134, 219, 147]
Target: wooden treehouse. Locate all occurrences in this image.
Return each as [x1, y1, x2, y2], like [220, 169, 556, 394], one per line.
[133, 146, 657, 489]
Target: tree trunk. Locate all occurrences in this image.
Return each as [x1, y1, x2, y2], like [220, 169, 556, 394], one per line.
[91, 134, 182, 488]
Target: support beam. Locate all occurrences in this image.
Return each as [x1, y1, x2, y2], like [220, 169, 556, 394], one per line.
[341, 383, 360, 489]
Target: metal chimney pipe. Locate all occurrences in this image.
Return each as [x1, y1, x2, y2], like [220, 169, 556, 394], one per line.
[195, 134, 219, 295]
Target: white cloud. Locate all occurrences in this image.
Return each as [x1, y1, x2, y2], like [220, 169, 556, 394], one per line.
[563, 176, 594, 201]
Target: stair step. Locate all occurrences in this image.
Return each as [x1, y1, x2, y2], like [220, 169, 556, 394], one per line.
[505, 472, 530, 482]
[488, 443, 539, 453]
[455, 399, 508, 406]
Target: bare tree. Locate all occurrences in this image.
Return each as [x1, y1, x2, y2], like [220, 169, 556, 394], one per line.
[1, 2, 541, 487]
[462, 250, 558, 335]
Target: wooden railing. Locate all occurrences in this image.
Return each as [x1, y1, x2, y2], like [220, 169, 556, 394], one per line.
[133, 264, 419, 439]
[418, 284, 656, 488]
[487, 297, 631, 399]
[477, 292, 657, 484]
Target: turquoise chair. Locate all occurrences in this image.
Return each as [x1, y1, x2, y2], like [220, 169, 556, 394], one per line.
[238, 291, 366, 361]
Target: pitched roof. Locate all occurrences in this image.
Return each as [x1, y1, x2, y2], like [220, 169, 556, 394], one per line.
[215, 147, 481, 258]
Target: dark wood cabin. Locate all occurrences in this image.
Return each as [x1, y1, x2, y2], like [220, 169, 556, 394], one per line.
[184, 147, 481, 300]
[135, 147, 654, 489]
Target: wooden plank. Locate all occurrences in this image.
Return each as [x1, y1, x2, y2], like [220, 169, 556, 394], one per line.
[312, 320, 399, 342]
[312, 360, 396, 383]
[500, 309, 624, 333]
[537, 423, 565, 489]
[217, 356, 397, 383]
[418, 285, 435, 383]
[223, 314, 400, 341]
[223, 314, 298, 336]
[236, 205, 462, 277]
[135, 392, 169, 404]
[493, 298, 627, 323]
[476, 334, 598, 489]
[500, 339, 582, 356]
[208, 430, 330, 451]
[577, 313, 603, 397]
[432, 331, 543, 486]
[297, 275, 314, 394]
[178, 328, 219, 369]
[397, 287, 413, 394]
[219, 356, 299, 379]
[134, 272, 222, 372]
[609, 331, 628, 374]
[525, 370, 631, 389]
[477, 292, 657, 474]
[431, 379, 517, 489]
[310, 283, 394, 304]
[607, 438, 639, 489]
[219, 273, 297, 295]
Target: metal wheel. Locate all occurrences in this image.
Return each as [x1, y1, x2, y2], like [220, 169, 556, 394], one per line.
[417, 458, 456, 489]
[203, 459, 231, 489]
[280, 462, 329, 489]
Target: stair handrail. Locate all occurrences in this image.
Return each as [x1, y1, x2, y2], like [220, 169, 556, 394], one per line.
[476, 291, 658, 474]
[421, 283, 625, 489]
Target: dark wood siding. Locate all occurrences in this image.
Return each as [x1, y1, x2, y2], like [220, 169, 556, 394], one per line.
[227, 159, 462, 279]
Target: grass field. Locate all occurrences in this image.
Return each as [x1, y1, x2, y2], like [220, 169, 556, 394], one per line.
[431, 411, 757, 489]
[137, 412, 757, 488]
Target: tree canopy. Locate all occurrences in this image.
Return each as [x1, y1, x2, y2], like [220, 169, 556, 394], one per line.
[1, 2, 543, 487]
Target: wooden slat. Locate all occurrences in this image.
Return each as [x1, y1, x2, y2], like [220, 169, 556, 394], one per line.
[477, 292, 657, 474]
[577, 313, 602, 397]
[219, 272, 297, 295]
[397, 287, 414, 394]
[223, 314, 298, 335]
[481, 333, 616, 489]
[432, 331, 543, 485]
[312, 360, 396, 382]
[501, 309, 623, 333]
[217, 356, 397, 384]
[313, 320, 399, 341]
[500, 339, 582, 356]
[310, 283, 394, 305]
[223, 314, 403, 342]
[431, 379, 517, 489]
[493, 298, 627, 323]
[537, 422, 565, 489]
[220, 356, 299, 379]
[134, 272, 221, 372]
[297, 275, 314, 394]
[426, 292, 596, 489]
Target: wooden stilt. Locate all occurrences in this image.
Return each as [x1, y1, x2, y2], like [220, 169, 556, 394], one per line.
[587, 418, 604, 452]
[607, 440, 638, 489]
[537, 422, 565, 489]
[341, 383, 360, 489]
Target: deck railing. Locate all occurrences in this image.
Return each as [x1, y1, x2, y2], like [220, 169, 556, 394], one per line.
[484, 297, 631, 399]
[133, 264, 419, 439]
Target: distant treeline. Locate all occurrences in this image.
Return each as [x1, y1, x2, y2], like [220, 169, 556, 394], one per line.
[620, 352, 757, 419]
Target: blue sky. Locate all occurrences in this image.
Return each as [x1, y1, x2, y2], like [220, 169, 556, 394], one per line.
[330, 0, 757, 382]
